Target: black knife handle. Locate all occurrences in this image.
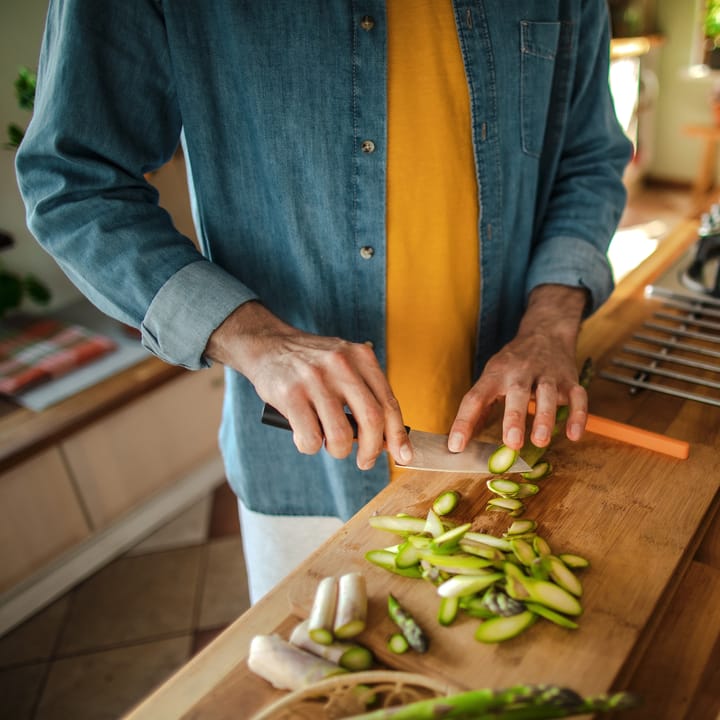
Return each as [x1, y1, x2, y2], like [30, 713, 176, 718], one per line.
[261, 403, 360, 437]
[261, 403, 409, 437]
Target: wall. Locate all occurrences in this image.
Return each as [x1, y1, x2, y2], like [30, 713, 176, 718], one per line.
[648, 0, 716, 182]
[0, 0, 81, 310]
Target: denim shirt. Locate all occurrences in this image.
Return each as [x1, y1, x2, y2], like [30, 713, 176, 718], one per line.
[16, 0, 631, 519]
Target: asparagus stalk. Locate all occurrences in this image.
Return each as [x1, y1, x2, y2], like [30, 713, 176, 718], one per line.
[388, 593, 429, 653]
[289, 619, 374, 670]
[247, 634, 346, 691]
[334, 572, 368, 639]
[308, 575, 338, 644]
[342, 683, 639, 720]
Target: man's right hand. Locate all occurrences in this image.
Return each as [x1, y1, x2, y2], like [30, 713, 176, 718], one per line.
[204, 301, 412, 471]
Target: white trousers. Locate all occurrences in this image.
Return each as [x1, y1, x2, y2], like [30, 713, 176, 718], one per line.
[238, 501, 344, 604]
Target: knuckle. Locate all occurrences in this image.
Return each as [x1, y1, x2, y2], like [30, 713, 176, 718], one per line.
[294, 432, 323, 455]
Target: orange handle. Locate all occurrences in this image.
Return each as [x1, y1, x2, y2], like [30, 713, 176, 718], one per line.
[526, 401, 690, 460]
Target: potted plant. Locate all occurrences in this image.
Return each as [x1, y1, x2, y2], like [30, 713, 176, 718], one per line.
[704, 0, 720, 70]
[2, 67, 51, 318]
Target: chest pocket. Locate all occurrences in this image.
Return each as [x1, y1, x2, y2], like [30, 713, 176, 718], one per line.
[520, 21, 561, 158]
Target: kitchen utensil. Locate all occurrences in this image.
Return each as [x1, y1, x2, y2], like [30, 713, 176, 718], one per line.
[261, 404, 531, 473]
[527, 400, 690, 459]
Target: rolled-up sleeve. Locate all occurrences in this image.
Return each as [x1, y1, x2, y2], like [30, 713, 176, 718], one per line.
[526, 0, 633, 315]
[16, 0, 255, 369]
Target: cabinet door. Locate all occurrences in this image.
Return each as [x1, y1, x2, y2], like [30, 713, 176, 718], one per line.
[62, 366, 224, 529]
[0, 447, 91, 593]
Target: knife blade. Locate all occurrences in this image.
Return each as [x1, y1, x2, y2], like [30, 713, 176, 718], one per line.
[261, 404, 531, 474]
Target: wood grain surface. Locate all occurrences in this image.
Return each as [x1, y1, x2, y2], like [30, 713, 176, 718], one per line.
[180, 434, 718, 720]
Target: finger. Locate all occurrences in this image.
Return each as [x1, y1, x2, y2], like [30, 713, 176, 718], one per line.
[312, 393, 356, 460]
[530, 378, 558, 448]
[283, 397, 324, 456]
[346, 343, 411, 468]
[502, 385, 531, 450]
[448, 385, 494, 453]
[564, 384, 588, 441]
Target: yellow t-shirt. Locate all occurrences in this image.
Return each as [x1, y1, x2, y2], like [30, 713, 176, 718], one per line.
[386, 1, 480, 455]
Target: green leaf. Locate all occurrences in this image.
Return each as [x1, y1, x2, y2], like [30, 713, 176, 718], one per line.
[23, 274, 52, 305]
[14, 67, 36, 111]
[0, 272, 23, 316]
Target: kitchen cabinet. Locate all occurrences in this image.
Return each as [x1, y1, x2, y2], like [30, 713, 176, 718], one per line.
[0, 358, 226, 637]
[0, 447, 91, 593]
[62, 367, 224, 529]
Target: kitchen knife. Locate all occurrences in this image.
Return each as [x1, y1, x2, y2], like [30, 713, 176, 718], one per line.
[261, 403, 532, 473]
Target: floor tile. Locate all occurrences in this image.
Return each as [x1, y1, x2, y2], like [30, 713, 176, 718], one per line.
[127, 495, 212, 556]
[0, 596, 68, 668]
[0, 663, 47, 720]
[57, 546, 202, 655]
[35, 636, 191, 720]
[208, 482, 241, 538]
[198, 537, 250, 629]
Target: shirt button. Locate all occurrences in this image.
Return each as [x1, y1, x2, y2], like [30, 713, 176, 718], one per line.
[361, 139, 376, 154]
[360, 15, 375, 31]
[359, 246, 375, 260]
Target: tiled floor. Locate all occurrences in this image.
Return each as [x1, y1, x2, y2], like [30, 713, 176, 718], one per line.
[0, 483, 249, 720]
[0, 181, 701, 720]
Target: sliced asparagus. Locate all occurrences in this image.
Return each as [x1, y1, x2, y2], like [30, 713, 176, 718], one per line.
[432, 489, 460, 516]
[463, 531, 513, 552]
[505, 519, 537, 536]
[307, 575, 337, 645]
[289, 619, 374, 670]
[514, 482, 540, 499]
[487, 497, 525, 516]
[511, 538, 537, 567]
[488, 445, 520, 474]
[474, 610, 537, 643]
[369, 514, 426, 536]
[334, 572, 367, 639]
[387, 632, 409, 654]
[521, 460, 553, 480]
[525, 602, 579, 630]
[487, 478, 521, 497]
[247, 634, 346, 691]
[423, 508, 445, 538]
[437, 595, 460, 626]
[438, 572, 504, 598]
[559, 553, 590, 569]
[419, 552, 495, 574]
[365, 549, 423, 578]
[430, 522, 473, 552]
[544, 555, 583, 597]
[533, 536, 552, 557]
[388, 593, 429, 653]
[481, 586, 526, 617]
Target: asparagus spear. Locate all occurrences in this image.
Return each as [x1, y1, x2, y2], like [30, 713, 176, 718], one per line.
[342, 683, 639, 719]
[247, 634, 346, 691]
[387, 593, 429, 653]
[308, 575, 338, 644]
[334, 572, 368, 639]
[289, 619, 374, 670]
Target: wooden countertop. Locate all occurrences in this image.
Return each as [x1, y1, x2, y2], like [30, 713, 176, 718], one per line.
[125, 220, 720, 720]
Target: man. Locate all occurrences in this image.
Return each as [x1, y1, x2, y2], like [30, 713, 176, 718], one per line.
[17, 1, 631, 602]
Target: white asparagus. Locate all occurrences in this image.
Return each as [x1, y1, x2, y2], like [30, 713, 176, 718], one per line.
[247, 634, 346, 691]
[333, 572, 367, 639]
[289, 620, 373, 670]
[308, 575, 338, 644]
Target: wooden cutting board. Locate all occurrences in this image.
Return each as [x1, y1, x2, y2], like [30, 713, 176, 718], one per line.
[284, 434, 719, 697]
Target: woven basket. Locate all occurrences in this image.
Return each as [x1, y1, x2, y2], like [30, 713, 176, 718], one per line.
[251, 670, 458, 720]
